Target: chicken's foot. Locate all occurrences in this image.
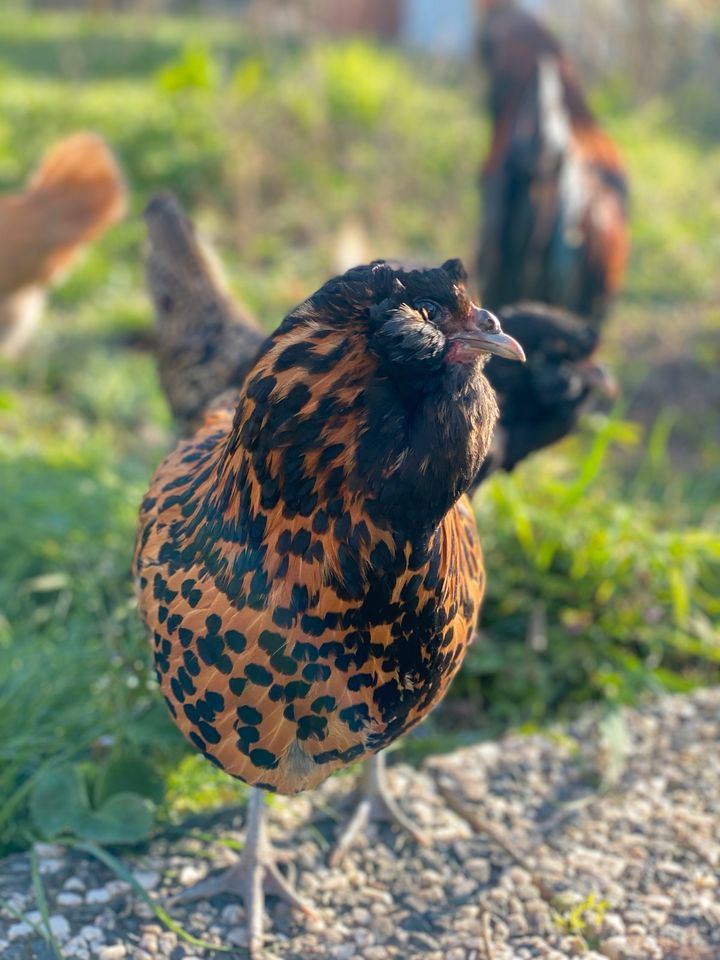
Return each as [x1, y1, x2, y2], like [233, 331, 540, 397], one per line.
[329, 751, 427, 867]
[172, 787, 316, 959]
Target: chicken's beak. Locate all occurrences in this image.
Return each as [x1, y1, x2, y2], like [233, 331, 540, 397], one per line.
[580, 359, 619, 399]
[450, 305, 526, 362]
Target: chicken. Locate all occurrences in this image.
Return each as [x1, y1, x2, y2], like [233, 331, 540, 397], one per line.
[477, 0, 629, 326]
[474, 301, 617, 487]
[0, 132, 126, 357]
[134, 252, 525, 956]
[144, 193, 267, 433]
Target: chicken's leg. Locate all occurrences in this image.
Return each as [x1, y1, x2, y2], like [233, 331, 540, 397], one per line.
[173, 787, 316, 958]
[329, 752, 428, 867]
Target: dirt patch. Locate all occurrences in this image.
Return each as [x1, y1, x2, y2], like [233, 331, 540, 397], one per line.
[607, 299, 720, 462]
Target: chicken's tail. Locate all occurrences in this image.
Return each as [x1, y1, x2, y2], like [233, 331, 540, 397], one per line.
[144, 192, 267, 431]
[0, 132, 126, 355]
[144, 192, 240, 319]
[20, 132, 125, 286]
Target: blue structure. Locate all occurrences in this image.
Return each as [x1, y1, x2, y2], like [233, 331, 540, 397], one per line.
[401, 0, 477, 58]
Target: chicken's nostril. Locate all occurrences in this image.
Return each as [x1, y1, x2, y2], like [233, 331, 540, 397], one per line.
[474, 308, 501, 333]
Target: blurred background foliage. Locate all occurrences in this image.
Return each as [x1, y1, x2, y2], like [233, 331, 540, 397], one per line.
[0, 2, 718, 853]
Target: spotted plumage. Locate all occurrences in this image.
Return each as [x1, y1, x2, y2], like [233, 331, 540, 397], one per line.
[134, 259, 523, 796]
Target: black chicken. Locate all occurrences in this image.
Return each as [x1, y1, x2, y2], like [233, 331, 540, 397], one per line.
[476, 301, 616, 487]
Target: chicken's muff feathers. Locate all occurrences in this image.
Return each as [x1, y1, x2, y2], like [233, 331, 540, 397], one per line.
[144, 197, 612, 503]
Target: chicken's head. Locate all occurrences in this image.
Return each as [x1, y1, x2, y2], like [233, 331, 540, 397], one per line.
[231, 259, 524, 535]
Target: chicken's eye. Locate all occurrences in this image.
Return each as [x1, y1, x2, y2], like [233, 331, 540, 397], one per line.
[414, 300, 441, 322]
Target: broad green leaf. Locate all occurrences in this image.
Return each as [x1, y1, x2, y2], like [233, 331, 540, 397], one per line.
[96, 749, 165, 806]
[74, 793, 155, 845]
[29, 766, 87, 838]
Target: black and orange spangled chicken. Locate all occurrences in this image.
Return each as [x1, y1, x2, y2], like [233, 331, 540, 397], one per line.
[0, 132, 126, 357]
[477, 0, 629, 326]
[134, 256, 524, 953]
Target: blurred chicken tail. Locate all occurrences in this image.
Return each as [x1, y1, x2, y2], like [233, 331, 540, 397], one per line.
[0, 132, 126, 356]
[144, 192, 267, 432]
[0, 133, 125, 294]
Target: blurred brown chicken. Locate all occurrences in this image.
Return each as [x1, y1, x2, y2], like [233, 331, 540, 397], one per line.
[477, 0, 629, 326]
[0, 132, 126, 357]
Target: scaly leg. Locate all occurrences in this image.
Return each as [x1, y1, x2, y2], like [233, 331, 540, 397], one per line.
[172, 788, 316, 958]
[329, 752, 427, 867]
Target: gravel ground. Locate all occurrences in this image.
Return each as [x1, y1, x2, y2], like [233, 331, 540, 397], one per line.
[1, 689, 719, 960]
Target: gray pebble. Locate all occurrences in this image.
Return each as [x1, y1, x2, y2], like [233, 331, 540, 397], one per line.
[85, 888, 111, 905]
[332, 944, 356, 960]
[96, 947, 127, 960]
[57, 892, 84, 907]
[226, 927, 248, 947]
[132, 870, 160, 891]
[63, 877, 86, 892]
[8, 922, 32, 941]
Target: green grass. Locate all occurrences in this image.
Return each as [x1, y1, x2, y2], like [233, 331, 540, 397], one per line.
[0, 11, 718, 855]
[464, 418, 720, 723]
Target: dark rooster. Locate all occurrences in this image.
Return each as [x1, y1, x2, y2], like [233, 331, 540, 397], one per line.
[477, 0, 629, 326]
[144, 193, 267, 433]
[475, 301, 617, 487]
[0, 132, 126, 357]
[135, 236, 524, 953]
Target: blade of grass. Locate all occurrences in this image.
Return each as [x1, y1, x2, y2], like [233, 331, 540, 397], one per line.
[68, 841, 230, 953]
[30, 848, 65, 960]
